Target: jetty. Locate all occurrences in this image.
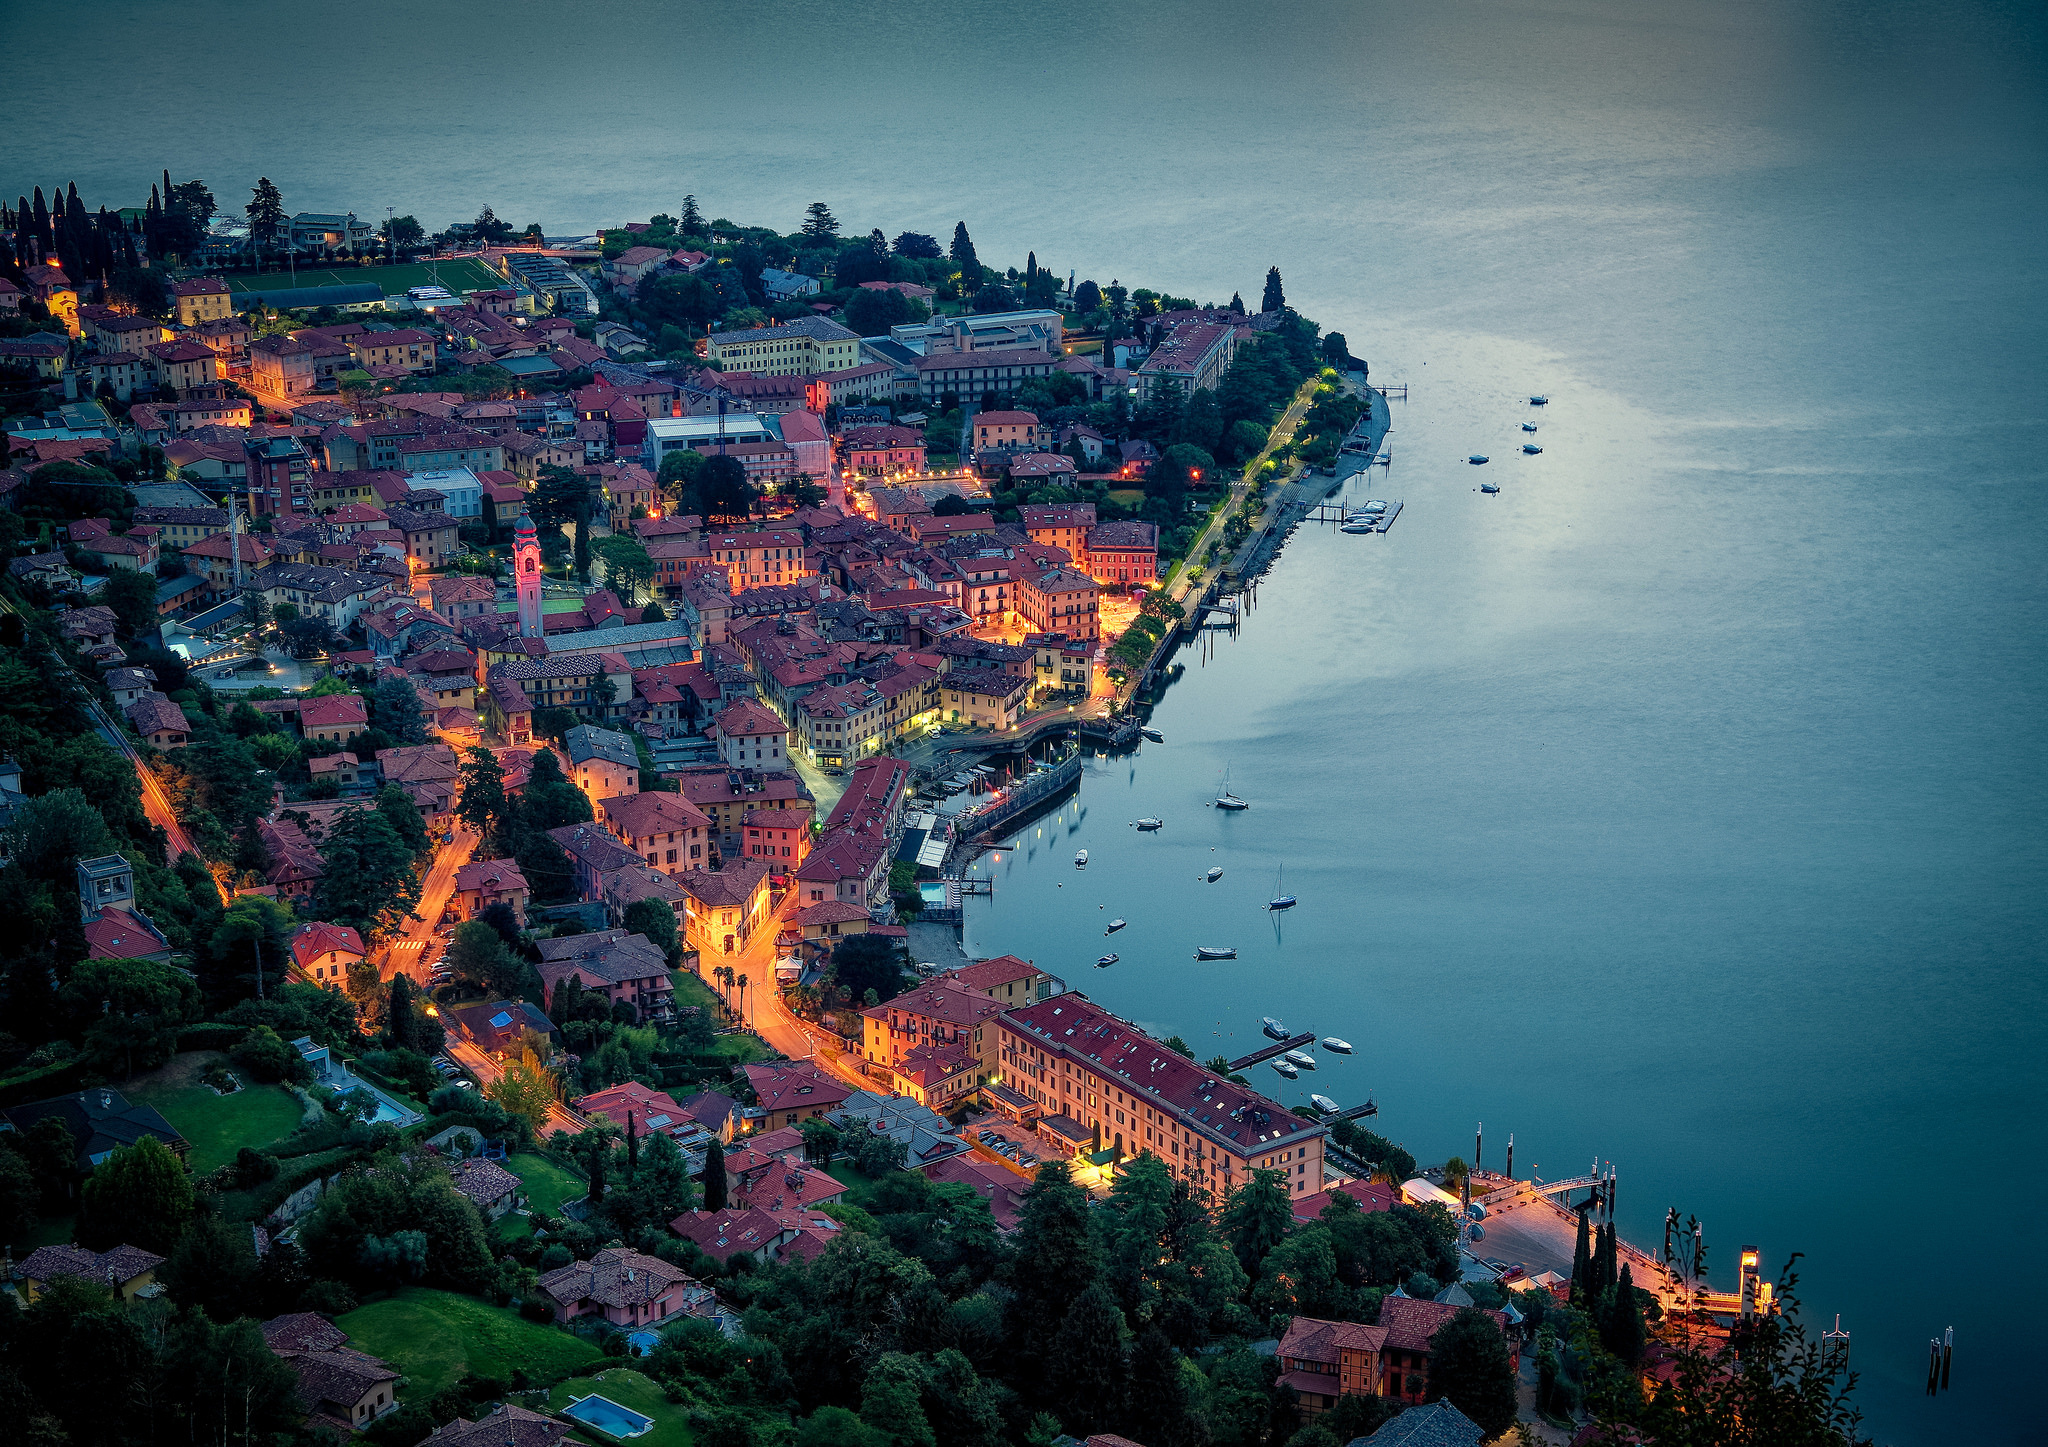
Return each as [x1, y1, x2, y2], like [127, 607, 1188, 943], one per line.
[1227, 1032, 1317, 1071]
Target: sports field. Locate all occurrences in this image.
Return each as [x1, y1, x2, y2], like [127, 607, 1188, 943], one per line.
[223, 258, 506, 297]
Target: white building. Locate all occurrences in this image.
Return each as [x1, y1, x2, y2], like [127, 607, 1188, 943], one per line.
[406, 466, 483, 521]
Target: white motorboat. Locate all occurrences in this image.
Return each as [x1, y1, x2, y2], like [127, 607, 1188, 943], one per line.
[1480, 481, 1500, 494]
[1195, 946, 1238, 960]
[1522, 444, 1542, 455]
[1106, 918, 1127, 934]
[1141, 727, 1164, 743]
[1270, 1060, 1300, 1080]
[1311, 1093, 1341, 1114]
[1074, 849, 1088, 866]
[1322, 1037, 1353, 1054]
[1521, 422, 1539, 433]
[1206, 866, 1224, 882]
[1341, 520, 1375, 534]
[1530, 395, 1549, 405]
[1358, 499, 1390, 514]
[1469, 454, 1490, 464]
[1132, 817, 1164, 831]
[1283, 1049, 1317, 1070]
[1097, 953, 1118, 967]
[1263, 1017, 1289, 1040]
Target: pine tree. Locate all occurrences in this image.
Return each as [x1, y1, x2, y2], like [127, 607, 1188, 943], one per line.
[1230, 291, 1245, 314]
[679, 194, 704, 234]
[1570, 1207, 1592, 1303]
[1261, 266, 1286, 312]
[702, 1135, 727, 1210]
[246, 178, 285, 250]
[1124, 1326, 1199, 1447]
[801, 201, 839, 239]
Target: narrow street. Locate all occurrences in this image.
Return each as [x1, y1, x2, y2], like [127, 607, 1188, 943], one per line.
[379, 823, 480, 984]
[1163, 374, 1320, 603]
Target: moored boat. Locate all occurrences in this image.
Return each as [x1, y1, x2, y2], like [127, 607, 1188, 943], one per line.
[1132, 817, 1164, 831]
[1270, 1059, 1299, 1080]
[1141, 727, 1164, 743]
[1311, 1093, 1340, 1114]
[1469, 454, 1490, 464]
[1480, 481, 1500, 494]
[1206, 866, 1224, 882]
[1106, 918, 1127, 934]
[1522, 444, 1542, 454]
[1074, 849, 1088, 867]
[1262, 1017, 1288, 1040]
[1530, 395, 1549, 405]
[1283, 1049, 1317, 1070]
[1096, 953, 1118, 967]
[1195, 946, 1237, 960]
[1522, 422, 1539, 433]
[1322, 1037, 1353, 1054]
[1268, 866, 1297, 911]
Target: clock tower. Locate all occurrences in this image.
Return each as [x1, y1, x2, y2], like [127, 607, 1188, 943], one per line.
[514, 512, 543, 639]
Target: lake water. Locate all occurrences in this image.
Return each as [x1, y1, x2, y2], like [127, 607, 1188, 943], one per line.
[10, 0, 2045, 1438]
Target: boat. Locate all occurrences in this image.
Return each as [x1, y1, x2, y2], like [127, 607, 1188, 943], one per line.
[1214, 768, 1249, 811]
[1358, 499, 1390, 514]
[1522, 422, 1539, 433]
[1096, 953, 1119, 967]
[1310, 1093, 1341, 1113]
[1132, 818, 1164, 831]
[1283, 1049, 1317, 1070]
[1206, 866, 1224, 882]
[1270, 1060, 1299, 1080]
[1480, 481, 1500, 494]
[1263, 1017, 1288, 1040]
[1105, 918, 1127, 934]
[1074, 849, 1088, 867]
[1268, 866, 1297, 911]
[1322, 1037, 1353, 1054]
[1141, 728, 1164, 743]
[1341, 520, 1375, 534]
[1530, 395, 1549, 405]
[1195, 946, 1237, 960]
[1468, 454, 1490, 464]
[1522, 444, 1542, 455]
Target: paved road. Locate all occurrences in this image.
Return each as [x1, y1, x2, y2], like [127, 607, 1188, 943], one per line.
[1162, 375, 1321, 603]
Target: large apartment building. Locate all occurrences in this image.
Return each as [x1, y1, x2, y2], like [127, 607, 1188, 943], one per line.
[994, 994, 1327, 1202]
[704, 317, 861, 377]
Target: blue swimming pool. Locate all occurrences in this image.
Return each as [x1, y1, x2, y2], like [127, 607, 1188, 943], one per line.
[560, 1395, 654, 1438]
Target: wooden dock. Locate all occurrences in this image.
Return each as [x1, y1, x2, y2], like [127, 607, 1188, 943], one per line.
[1304, 498, 1402, 532]
[1228, 1032, 1317, 1071]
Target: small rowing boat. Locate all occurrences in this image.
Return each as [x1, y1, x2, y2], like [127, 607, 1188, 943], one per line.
[1195, 946, 1237, 960]
[1097, 953, 1118, 967]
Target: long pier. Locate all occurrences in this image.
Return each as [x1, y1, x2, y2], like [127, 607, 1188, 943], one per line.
[1228, 1032, 1317, 1071]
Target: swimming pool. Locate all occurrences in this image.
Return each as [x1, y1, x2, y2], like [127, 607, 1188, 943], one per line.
[560, 1395, 654, 1438]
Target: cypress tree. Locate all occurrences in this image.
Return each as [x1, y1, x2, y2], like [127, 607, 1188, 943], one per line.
[1599, 1219, 1618, 1301]
[1570, 1208, 1592, 1302]
[31, 187, 50, 258]
[387, 973, 415, 1051]
[1609, 1262, 1645, 1362]
[625, 1110, 640, 1179]
[1050, 1282, 1129, 1434]
[1262, 265, 1286, 312]
[702, 1135, 727, 1210]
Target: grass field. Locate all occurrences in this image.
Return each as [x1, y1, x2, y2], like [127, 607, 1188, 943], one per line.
[669, 972, 771, 1063]
[128, 1075, 304, 1175]
[223, 259, 506, 298]
[507, 1152, 586, 1217]
[1106, 489, 1146, 507]
[337, 1287, 603, 1395]
[548, 1368, 692, 1447]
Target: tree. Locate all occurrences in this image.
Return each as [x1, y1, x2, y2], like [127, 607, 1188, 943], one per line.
[246, 178, 285, 250]
[158, 1211, 259, 1320]
[471, 207, 515, 246]
[949, 223, 980, 286]
[1050, 1282, 1127, 1433]
[845, 286, 921, 336]
[702, 1135, 727, 1211]
[1322, 332, 1350, 368]
[1125, 1326, 1201, 1447]
[96, 566, 160, 640]
[1261, 267, 1286, 313]
[694, 454, 758, 524]
[1006, 1161, 1099, 1394]
[77, 1136, 192, 1252]
[831, 934, 906, 1004]
[860, 1352, 935, 1447]
[623, 897, 679, 967]
[1074, 279, 1102, 313]
[486, 1031, 558, 1130]
[445, 919, 534, 998]
[1220, 1167, 1295, 1277]
[892, 232, 940, 258]
[0, 1144, 39, 1241]
[381, 214, 424, 251]
[1425, 1308, 1518, 1437]
[593, 535, 655, 604]
[386, 972, 418, 1052]
[456, 745, 508, 848]
[801, 202, 840, 240]
[1150, 444, 1215, 506]
[372, 674, 427, 745]
[1607, 1261, 1646, 1363]
[679, 195, 706, 235]
[313, 805, 421, 938]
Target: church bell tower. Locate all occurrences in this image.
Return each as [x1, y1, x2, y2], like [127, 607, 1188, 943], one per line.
[514, 512, 543, 639]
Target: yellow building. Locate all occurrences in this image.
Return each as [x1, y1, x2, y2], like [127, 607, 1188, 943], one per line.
[705, 316, 861, 377]
[171, 277, 235, 325]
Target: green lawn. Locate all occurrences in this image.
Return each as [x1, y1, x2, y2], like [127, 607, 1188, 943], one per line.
[224, 259, 507, 298]
[507, 1152, 586, 1217]
[337, 1286, 602, 1395]
[547, 1368, 692, 1447]
[127, 1079, 304, 1174]
[670, 971, 771, 1063]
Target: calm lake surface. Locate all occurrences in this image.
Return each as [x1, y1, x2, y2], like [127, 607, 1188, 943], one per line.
[11, 0, 2046, 1437]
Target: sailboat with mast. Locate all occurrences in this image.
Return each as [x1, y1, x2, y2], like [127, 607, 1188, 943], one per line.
[1268, 866, 1297, 911]
[1213, 767, 1249, 811]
